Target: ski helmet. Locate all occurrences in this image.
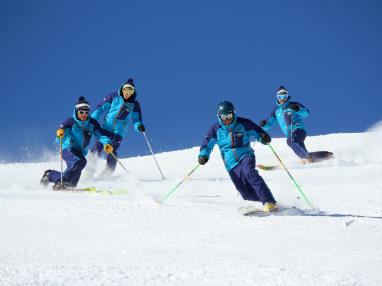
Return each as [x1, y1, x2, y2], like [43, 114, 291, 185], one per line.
[217, 100, 235, 116]
[276, 85, 289, 101]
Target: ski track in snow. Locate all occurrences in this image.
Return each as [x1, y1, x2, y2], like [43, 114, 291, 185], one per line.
[1, 132, 382, 285]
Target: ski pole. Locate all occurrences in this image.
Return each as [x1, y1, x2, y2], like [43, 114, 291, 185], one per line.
[267, 144, 315, 210]
[59, 137, 63, 188]
[160, 164, 200, 204]
[110, 152, 129, 175]
[142, 131, 166, 179]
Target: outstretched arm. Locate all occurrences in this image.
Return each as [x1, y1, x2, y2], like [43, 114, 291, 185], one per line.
[199, 124, 219, 160]
[260, 108, 277, 131]
[288, 102, 309, 118]
[55, 118, 74, 143]
[91, 93, 115, 121]
[242, 118, 271, 145]
[132, 100, 144, 132]
[91, 119, 112, 146]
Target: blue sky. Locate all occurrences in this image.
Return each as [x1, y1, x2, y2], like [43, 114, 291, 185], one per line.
[1, 0, 381, 162]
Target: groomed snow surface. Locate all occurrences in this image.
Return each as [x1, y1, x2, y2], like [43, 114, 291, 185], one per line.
[1, 129, 382, 285]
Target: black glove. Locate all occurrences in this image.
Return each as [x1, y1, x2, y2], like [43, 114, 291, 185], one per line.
[259, 132, 271, 145]
[259, 120, 267, 127]
[288, 103, 300, 111]
[137, 124, 145, 132]
[198, 156, 209, 165]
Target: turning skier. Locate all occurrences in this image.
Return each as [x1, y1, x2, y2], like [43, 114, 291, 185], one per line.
[198, 100, 278, 212]
[85, 78, 145, 178]
[259, 85, 312, 164]
[40, 97, 113, 190]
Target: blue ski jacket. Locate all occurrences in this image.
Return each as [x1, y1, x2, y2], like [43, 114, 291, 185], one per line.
[199, 116, 267, 171]
[262, 97, 309, 138]
[58, 109, 111, 156]
[91, 86, 143, 138]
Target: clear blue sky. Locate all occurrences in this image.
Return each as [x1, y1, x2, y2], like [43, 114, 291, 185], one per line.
[1, 0, 381, 162]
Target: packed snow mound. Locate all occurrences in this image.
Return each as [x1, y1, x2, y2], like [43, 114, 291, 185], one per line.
[1, 131, 382, 286]
[367, 119, 382, 132]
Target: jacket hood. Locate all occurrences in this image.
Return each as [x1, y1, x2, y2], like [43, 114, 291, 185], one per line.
[72, 107, 90, 126]
[217, 114, 238, 129]
[118, 85, 137, 102]
[276, 96, 292, 108]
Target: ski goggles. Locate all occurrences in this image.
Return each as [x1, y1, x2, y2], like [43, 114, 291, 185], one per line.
[219, 113, 234, 121]
[277, 94, 288, 101]
[78, 110, 89, 115]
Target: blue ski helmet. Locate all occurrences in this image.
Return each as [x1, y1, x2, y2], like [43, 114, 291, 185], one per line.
[217, 100, 235, 116]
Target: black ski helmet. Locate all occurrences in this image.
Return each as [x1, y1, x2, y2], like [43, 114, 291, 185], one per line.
[217, 100, 235, 116]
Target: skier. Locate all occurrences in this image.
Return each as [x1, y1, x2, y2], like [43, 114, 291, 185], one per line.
[198, 101, 277, 212]
[40, 97, 113, 190]
[86, 78, 145, 177]
[259, 86, 312, 164]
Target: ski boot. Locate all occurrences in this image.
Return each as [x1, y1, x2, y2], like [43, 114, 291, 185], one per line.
[83, 152, 98, 179]
[98, 167, 114, 180]
[301, 155, 313, 165]
[82, 169, 96, 180]
[52, 181, 71, 191]
[40, 170, 52, 187]
[263, 202, 278, 212]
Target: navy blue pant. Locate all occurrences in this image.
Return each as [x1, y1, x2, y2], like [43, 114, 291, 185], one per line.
[287, 129, 310, 159]
[228, 156, 276, 204]
[48, 149, 87, 187]
[91, 133, 123, 171]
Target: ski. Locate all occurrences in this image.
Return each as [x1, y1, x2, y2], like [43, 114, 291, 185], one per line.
[238, 206, 292, 216]
[54, 187, 128, 195]
[309, 151, 334, 162]
[239, 206, 382, 219]
[257, 151, 334, 171]
[256, 164, 279, 171]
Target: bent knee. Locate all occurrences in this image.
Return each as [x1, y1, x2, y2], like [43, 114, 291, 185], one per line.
[76, 157, 87, 169]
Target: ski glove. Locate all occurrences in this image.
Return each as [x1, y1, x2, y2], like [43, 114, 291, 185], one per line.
[259, 120, 267, 127]
[259, 132, 271, 145]
[198, 156, 209, 165]
[137, 124, 145, 132]
[288, 103, 300, 111]
[56, 128, 64, 138]
[104, 144, 114, 154]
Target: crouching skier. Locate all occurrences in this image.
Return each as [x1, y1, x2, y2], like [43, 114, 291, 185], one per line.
[85, 78, 145, 178]
[198, 101, 278, 212]
[259, 85, 312, 164]
[40, 97, 113, 190]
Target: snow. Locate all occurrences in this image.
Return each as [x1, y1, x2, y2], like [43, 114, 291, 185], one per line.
[1, 129, 382, 286]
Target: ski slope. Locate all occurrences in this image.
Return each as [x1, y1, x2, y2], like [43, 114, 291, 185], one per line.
[1, 128, 382, 286]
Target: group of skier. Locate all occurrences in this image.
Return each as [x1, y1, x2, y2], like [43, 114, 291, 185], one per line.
[40, 78, 145, 190]
[198, 85, 311, 212]
[41, 80, 312, 212]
